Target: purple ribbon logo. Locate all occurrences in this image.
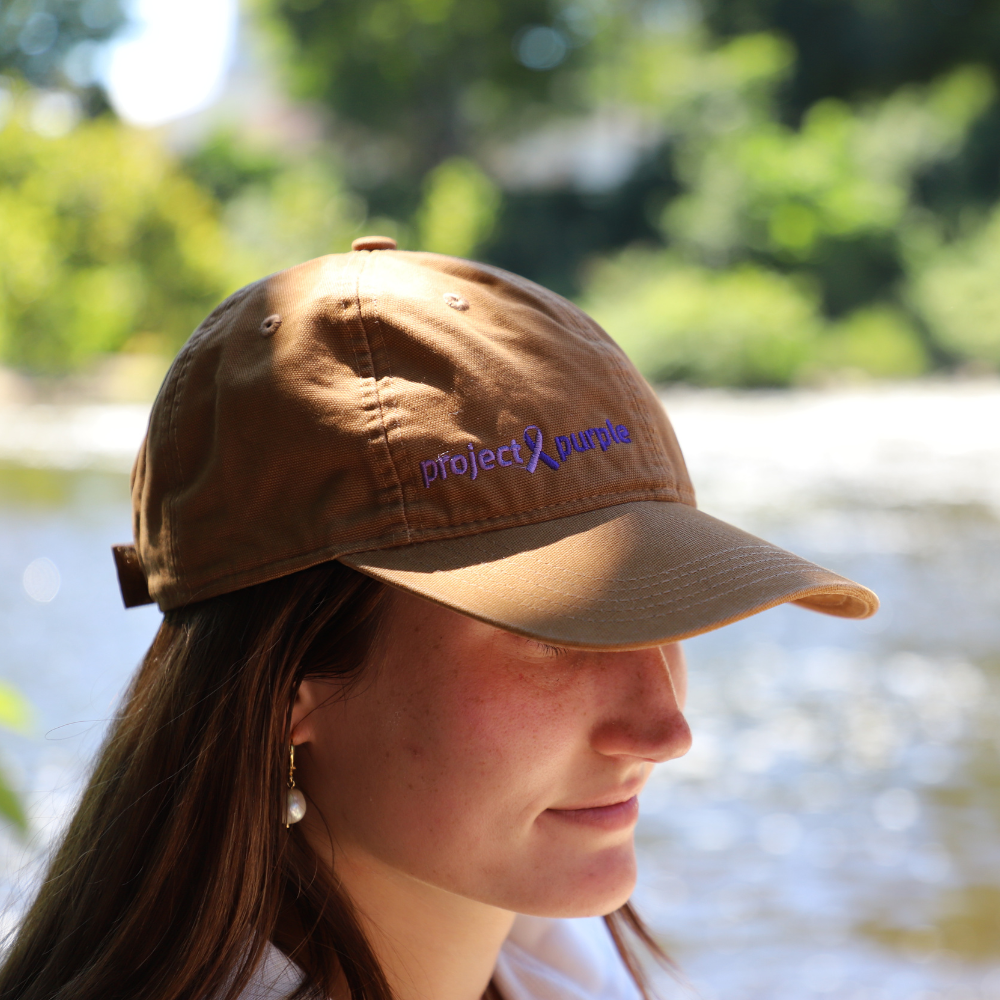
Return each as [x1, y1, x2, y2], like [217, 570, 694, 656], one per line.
[523, 426, 560, 473]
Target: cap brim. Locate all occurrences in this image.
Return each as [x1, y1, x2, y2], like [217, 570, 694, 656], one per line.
[340, 501, 878, 651]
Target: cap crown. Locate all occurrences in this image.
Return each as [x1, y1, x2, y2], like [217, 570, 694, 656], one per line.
[132, 250, 694, 609]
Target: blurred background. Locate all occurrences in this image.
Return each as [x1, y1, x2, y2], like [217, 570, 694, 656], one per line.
[2, 0, 1000, 997]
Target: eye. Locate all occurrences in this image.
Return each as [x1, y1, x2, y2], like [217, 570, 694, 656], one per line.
[509, 634, 569, 659]
[530, 640, 566, 658]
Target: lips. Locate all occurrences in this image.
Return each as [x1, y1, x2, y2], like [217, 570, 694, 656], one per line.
[544, 795, 640, 831]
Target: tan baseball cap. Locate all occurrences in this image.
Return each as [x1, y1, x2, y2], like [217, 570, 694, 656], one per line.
[112, 235, 877, 649]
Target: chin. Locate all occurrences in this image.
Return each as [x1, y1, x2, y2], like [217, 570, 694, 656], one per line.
[512, 844, 638, 918]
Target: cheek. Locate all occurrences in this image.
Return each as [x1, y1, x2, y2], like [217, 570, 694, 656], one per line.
[403, 674, 573, 811]
[315, 665, 585, 863]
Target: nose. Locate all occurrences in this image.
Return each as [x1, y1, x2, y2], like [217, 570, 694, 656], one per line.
[589, 644, 692, 764]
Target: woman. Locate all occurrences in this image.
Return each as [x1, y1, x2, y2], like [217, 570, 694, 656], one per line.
[0, 236, 877, 1000]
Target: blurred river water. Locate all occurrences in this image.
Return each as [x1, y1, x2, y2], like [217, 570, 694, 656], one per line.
[1, 382, 999, 1000]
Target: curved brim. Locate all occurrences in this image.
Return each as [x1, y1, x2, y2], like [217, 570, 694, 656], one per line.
[340, 501, 878, 650]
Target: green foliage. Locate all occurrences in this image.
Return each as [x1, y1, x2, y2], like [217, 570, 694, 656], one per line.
[262, 0, 601, 175]
[599, 29, 795, 124]
[703, 0, 1000, 122]
[416, 158, 500, 258]
[0, 681, 33, 735]
[0, 777, 26, 835]
[221, 152, 369, 276]
[575, 51, 994, 385]
[0, 95, 234, 372]
[909, 204, 1000, 368]
[7, 2, 1000, 384]
[582, 252, 821, 387]
[184, 131, 284, 204]
[582, 253, 933, 387]
[242, 0, 1000, 387]
[815, 307, 929, 380]
[0, 680, 33, 834]
[254, 1, 1000, 384]
[649, 58, 995, 263]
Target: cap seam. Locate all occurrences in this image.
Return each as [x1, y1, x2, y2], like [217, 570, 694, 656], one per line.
[342, 254, 409, 539]
[358, 253, 412, 542]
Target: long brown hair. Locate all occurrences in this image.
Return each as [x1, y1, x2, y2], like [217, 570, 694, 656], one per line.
[0, 561, 671, 1000]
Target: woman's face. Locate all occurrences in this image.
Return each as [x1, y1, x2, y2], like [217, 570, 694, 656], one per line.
[292, 588, 691, 918]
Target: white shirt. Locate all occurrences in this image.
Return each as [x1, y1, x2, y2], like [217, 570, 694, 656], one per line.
[241, 915, 642, 1000]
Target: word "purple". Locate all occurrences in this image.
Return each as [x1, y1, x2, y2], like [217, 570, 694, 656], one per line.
[420, 419, 631, 489]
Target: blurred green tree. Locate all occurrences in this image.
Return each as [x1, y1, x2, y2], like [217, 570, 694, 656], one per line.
[219, 151, 371, 275]
[611, 32, 994, 333]
[6, 0, 1000, 384]
[581, 251, 823, 386]
[703, 0, 1000, 117]
[259, 0, 629, 267]
[261, 0, 1000, 304]
[261, 0, 601, 175]
[908, 203, 1000, 370]
[574, 32, 994, 383]
[416, 157, 501, 257]
[0, 92, 235, 372]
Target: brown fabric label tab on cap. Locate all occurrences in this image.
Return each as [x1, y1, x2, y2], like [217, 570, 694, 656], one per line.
[112, 544, 154, 608]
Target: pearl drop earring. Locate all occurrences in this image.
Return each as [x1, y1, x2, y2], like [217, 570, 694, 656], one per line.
[284, 744, 306, 827]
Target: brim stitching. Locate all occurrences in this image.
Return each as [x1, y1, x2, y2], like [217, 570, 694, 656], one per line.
[392, 555, 860, 623]
[396, 547, 816, 603]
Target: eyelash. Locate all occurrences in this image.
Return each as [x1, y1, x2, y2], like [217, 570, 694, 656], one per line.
[532, 641, 566, 658]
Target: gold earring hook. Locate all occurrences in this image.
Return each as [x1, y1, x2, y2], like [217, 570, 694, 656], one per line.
[284, 744, 297, 830]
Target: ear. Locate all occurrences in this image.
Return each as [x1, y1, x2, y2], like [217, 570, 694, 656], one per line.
[290, 679, 333, 746]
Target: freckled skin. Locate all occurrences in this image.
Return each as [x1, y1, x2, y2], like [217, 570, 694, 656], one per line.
[292, 587, 692, 919]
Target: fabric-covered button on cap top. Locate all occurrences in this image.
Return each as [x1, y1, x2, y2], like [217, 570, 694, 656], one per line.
[352, 235, 398, 251]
